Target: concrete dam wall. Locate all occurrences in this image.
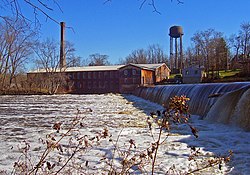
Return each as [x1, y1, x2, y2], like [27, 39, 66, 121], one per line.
[134, 82, 250, 131]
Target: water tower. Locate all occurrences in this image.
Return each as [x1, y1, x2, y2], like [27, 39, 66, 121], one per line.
[169, 26, 184, 72]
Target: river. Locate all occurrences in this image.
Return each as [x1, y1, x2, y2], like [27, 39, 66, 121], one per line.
[0, 94, 249, 174]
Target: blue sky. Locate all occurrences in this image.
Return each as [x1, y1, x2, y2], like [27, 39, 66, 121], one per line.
[22, 0, 250, 64]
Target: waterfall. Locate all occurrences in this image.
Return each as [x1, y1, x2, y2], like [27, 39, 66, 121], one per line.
[233, 88, 250, 130]
[219, 87, 250, 130]
[134, 82, 250, 131]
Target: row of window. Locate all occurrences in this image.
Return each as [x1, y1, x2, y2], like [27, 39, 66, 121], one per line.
[122, 78, 140, 84]
[74, 77, 141, 90]
[185, 70, 199, 75]
[75, 81, 119, 90]
[123, 69, 138, 76]
[69, 71, 118, 80]
[68, 69, 141, 80]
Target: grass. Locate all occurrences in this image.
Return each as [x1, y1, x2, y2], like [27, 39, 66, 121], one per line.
[169, 69, 241, 79]
[217, 69, 241, 78]
[169, 74, 181, 79]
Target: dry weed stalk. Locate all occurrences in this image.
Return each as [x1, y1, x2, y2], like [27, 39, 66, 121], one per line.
[10, 95, 232, 175]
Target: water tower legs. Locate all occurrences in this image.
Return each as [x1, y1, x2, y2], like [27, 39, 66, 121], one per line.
[170, 37, 174, 70]
[180, 34, 183, 70]
[175, 38, 178, 69]
[169, 26, 184, 73]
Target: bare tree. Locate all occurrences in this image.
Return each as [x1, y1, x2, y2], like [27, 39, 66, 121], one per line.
[184, 46, 196, 67]
[191, 29, 228, 77]
[229, 34, 241, 62]
[215, 37, 229, 71]
[34, 39, 60, 70]
[88, 53, 110, 66]
[65, 41, 82, 67]
[147, 44, 168, 63]
[122, 49, 147, 64]
[32, 38, 71, 94]
[228, 22, 250, 71]
[239, 22, 250, 60]
[120, 44, 168, 64]
[0, 17, 36, 92]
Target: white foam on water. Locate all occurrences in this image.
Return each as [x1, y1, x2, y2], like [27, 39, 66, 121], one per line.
[0, 94, 249, 174]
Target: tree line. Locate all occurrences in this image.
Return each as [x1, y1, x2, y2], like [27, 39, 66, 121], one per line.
[186, 23, 250, 78]
[0, 17, 249, 93]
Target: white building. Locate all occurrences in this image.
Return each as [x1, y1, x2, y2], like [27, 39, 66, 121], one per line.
[182, 66, 206, 84]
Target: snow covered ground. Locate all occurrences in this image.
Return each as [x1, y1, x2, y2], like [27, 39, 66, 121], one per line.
[0, 94, 249, 174]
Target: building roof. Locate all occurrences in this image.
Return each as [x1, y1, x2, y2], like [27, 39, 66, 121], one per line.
[28, 65, 124, 73]
[28, 63, 169, 73]
[66, 65, 124, 72]
[183, 65, 205, 70]
[119, 63, 168, 71]
[134, 63, 167, 69]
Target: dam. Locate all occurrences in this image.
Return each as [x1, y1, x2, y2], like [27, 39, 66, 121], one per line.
[134, 82, 250, 131]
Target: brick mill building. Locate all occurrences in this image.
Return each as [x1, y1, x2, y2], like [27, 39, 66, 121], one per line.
[27, 22, 171, 94]
[27, 63, 170, 94]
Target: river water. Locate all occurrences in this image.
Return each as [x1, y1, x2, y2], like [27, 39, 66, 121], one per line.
[0, 94, 249, 174]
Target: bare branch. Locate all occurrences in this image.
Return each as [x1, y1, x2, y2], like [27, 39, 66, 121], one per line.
[139, 0, 184, 14]
[53, 0, 63, 13]
[0, 0, 65, 29]
[173, 0, 184, 4]
[37, 0, 53, 11]
[103, 0, 112, 4]
[23, 0, 59, 25]
[139, 0, 147, 10]
[2, 0, 75, 32]
[148, 0, 161, 14]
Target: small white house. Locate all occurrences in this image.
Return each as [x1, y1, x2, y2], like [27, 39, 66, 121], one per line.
[182, 66, 206, 84]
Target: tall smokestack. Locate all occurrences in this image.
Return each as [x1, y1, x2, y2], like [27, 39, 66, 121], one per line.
[60, 22, 66, 69]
